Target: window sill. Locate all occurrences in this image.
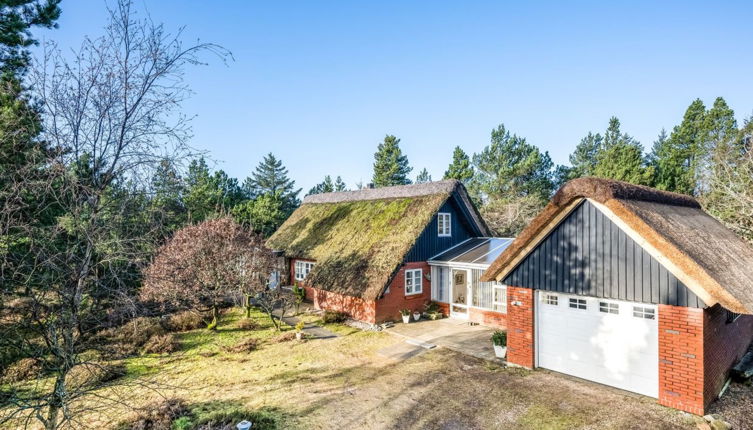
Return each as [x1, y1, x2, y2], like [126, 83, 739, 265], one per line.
[405, 292, 424, 298]
[438, 234, 452, 238]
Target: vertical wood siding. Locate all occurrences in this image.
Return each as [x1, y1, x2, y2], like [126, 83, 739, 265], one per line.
[503, 200, 703, 308]
[404, 197, 474, 262]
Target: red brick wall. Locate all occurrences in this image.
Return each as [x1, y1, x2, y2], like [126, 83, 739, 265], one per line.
[658, 305, 705, 415]
[703, 305, 753, 406]
[303, 285, 377, 323]
[506, 286, 535, 368]
[375, 262, 431, 323]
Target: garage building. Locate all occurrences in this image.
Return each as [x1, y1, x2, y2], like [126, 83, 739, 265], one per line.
[481, 177, 753, 415]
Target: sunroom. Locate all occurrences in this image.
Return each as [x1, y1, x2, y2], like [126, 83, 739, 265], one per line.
[428, 237, 514, 328]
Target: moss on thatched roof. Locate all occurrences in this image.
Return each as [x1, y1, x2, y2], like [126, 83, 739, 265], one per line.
[482, 177, 753, 314]
[267, 181, 470, 301]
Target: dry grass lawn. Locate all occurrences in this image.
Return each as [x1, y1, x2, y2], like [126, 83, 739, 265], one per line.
[1, 309, 710, 429]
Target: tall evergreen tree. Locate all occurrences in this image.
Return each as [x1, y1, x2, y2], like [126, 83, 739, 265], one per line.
[470, 124, 555, 202]
[334, 175, 347, 191]
[307, 175, 334, 196]
[566, 132, 603, 180]
[443, 146, 474, 181]
[592, 117, 653, 185]
[150, 158, 186, 233]
[244, 152, 301, 213]
[372, 135, 412, 187]
[415, 168, 431, 184]
[654, 99, 707, 194]
[184, 158, 222, 222]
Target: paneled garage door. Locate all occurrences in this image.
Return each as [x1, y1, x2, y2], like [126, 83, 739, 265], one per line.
[535, 292, 659, 397]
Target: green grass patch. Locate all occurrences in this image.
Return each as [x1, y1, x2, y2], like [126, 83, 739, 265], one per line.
[516, 404, 586, 430]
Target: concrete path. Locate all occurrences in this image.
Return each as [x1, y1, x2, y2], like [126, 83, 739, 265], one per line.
[271, 308, 339, 340]
[386, 317, 500, 362]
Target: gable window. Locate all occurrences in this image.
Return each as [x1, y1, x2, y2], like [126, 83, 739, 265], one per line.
[633, 306, 655, 320]
[405, 269, 423, 295]
[599, 302, 619, 314]
[569, 298, 587, 310]
[437, 213, 451, 237]
[545, 294, 558, 306]
[726, 309, 741, 324]
[294, 261, 315, 281]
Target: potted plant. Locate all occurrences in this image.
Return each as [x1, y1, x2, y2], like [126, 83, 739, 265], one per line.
[412, 310, 421, 321]
[424, 301, 442, 320]
[295, 321, 305, 340]
[491, 331, 507, 359]
[399, 309, 411, 324]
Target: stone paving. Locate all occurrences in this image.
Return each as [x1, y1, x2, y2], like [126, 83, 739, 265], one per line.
[386, 317, 501, 362]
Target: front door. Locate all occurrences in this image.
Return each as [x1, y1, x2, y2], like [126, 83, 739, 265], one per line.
[450, 269, 470, 319]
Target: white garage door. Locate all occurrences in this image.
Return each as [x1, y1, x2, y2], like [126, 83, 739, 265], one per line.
[536, 292, 658, 397]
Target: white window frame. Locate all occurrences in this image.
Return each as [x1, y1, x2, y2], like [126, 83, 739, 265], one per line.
[405, 269, 423, 295]
[492, 284, 507, 313]
[294, 261, 315, 281]
[632, 306, 655, 320]
[437, 212, 451, 237]
[569, 298, 587, 310]
[544, 294, 558, 306]
[599, 301, 619, 314]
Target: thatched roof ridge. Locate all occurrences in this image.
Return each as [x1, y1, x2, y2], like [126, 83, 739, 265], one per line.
[482, 177, 753, 314]
[303, 180, 460, 204]
[268, 181, 487, 301]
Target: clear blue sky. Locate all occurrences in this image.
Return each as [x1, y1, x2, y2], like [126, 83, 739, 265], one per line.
[35, 1, 753, 192]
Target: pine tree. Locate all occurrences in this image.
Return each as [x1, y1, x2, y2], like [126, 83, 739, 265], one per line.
[592, 117, 653, 185]
[307, 175, 334, 196]
[470, 124, 555, 202]
[415, 168, 431, 184]
[443, 146, 474, 181]
[654, 99, 707, 194]
[184, 157, 222, 222]
[244, 153, 301, 214]
[567, 132, 603, 179]
[372, 135, 412, 187]
[150, 158, 186, 232]
[334, 176, 347, 191]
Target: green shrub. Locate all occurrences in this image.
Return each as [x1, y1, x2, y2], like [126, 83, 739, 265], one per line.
[322, 311, 347, 324]
[165, 311, 205, 332]
[142, 334, 179, 354]
[423, 301, 440, 314]
[2, 358, 42, 383]
[491, 331, 507, 346]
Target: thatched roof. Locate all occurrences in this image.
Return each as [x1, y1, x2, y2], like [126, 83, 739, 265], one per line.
[481, 177, 753, 314]
[267, 180, 488, 301]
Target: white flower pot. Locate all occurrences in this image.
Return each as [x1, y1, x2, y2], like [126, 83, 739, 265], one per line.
[413, 312, 421, 321]
[402, 314, 410, 324]
[493, 345, 507, 359]
[295, 332, 303, 340]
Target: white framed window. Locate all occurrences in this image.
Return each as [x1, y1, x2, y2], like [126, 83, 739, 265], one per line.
[405, 269, 423, 295]
[545, 294, 558, 306]
[633, 306, 655, 320]
[599, 302, 619, 314]
[492, 284, 507, 313]
[294, 261, 315, 281]
[437, 213, 451, 237]
[569, 298, 587, 310]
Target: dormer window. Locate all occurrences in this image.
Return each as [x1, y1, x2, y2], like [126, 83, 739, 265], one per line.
[438, 212, 451, 237]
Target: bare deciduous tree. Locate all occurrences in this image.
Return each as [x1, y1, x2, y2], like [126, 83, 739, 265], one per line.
[0, 1, 228, 428]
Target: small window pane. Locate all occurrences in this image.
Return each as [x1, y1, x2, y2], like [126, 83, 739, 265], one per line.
[545, 294, 558, 306]
[569, 298, 587, 310]
[599, 302, 619, 314]
[438, 213, 451, 236]
[633, 306, 655, 320]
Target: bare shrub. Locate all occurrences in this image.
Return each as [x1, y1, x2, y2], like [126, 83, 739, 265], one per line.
[223, 338, 260, 353]
[142, 334, 179, 355]
[236, 318, 259, 331]
[166, 311, 205, 332]
[322, 311, 347, 324]
[271, 332, 296, 343]
[66, 363, 126, 389]
[98, 317, 167, 358]
[115, 398, 188, 430]
[2, 358, 43, 383]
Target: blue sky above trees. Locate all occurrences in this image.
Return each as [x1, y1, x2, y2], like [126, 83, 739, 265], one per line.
[35, 0, 753, 192]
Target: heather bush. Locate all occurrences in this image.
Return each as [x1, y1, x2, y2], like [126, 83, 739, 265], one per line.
[142, 334, 179, 354]
[2, 358, 43, 383]
[166, 311, 205, 332]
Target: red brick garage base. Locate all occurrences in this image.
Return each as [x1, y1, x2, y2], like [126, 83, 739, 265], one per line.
[504, 286, 753, 415]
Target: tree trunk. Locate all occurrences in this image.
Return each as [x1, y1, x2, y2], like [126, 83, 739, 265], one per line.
[207, 305, 219, 330]
[245, 294, 252, 318]
[44, 372, 66, 430]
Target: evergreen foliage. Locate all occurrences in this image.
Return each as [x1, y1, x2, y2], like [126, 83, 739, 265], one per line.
[443, 146, 474, 181]
[372, 135, 412, 187]
[243, 152, 301, 215]
[415, 168, 431, 184]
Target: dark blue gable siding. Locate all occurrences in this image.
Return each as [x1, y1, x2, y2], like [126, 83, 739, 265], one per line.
[403, 198, 474, 262]
[503, 200, 703, 308]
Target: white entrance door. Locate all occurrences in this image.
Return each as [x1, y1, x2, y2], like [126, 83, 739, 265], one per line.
[450, 269, 470, 319]
[535, 292, 659, 398]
